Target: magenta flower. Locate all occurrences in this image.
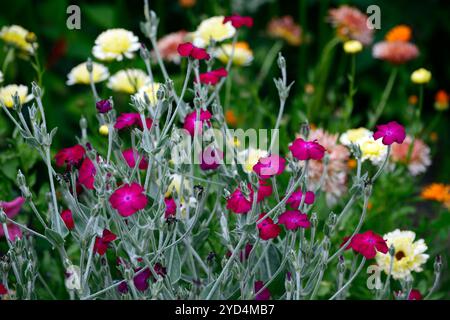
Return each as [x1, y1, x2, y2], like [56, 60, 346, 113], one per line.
[109, 183, 148, 217]
[96, 99, 112, 113]
[257, 214, 281, 240]
[78, 157, 96, 190]
[164, 197, 177, 218]
[289, 138, 326, 161]
[60, 209, 74, 230]
[373, 121, 406, 145]
[200, 146, 223, 171]
[94, 229, 117, 255]
[254, 281, 271, 300]
[408, 289, 423, 300]
[226, 188, 252, 214]
[0, 196, 25, 218]
[251, 180, 273, 202]
[0, 224, 21, 242]
[183, 109, 212, 136]
[278, 210, 311, 230]
[252, 154, 286, 179]
[133, 267, 151, 291]
[223, 15, 253, 28]
[115, 113, 152, 130]
[199, 68, 228, 85]
[177, 42, 210, 60]
[55, 144, 86, 168]
[0, 283, 7, 295]
[342, 230, 388, 259]
[122, 149, 149, 170]
[286, 189, 315, 209]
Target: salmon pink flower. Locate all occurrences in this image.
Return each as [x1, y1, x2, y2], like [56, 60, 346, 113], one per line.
[289, 138, 326, 161]
[55, 144, 85, 168]
[183, 109, 212, 136]
[199, 146, 223, 171]
[278, 210, 310, 230]
[343, 230, 388, 259]
[257, 214, 281, 240]
[78, 157, 96, 190]
[286, 189, 315, 209]
[373, 121, 406, 145]
[60, 209, 74, 230]
[122, 148, 149, 170]
[109, 183, 148, 217]
[226, 187, 252, 214]
[94, 229, 117, 255]
[199, 68, 228, 85]
[164, 197, 177, 218]
[177, 42, 210, 60]
[254, 281, 271, 300]
[0, 196, 25, 218]
[223, 15, 253, 28]
[96, 99, 112, 113]
[156, 30, 187, 64]
[372, 41, 419, 64]
[252, 154, 286, 179]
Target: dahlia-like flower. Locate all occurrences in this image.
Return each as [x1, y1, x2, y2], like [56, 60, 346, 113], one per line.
[376, 229, 429, 280]
[253, 154, 286, 179]
[55, 144, 86, 168]
[339, 127, 373, 147]
[343, 230, 388, 259]
[122, 149, 149, 170]
[286, 189, 315, 209]
[373, 121, 406, 145]
[94, 229, 117, 255]
[226, 188, 252, 214]
[223, 15, 253, 28]
[155, 30, 187, 64]
[237, 148, 268, 173]
[372, 41, 419, 64]
[95, 99, 112, 113]
[107, 69, 150, 94]
[215, 42, 253, 66]
[289, 138, 326, 161]
[164, 198, 177, 218]
[328, 5, 373, 45]
[267, 16, 302, 46]
[199, 146, 222, 171]
[177, 42, 210, 60]
[109, 183, 148, 217]
[434, 90, 449, 111]
[359, 136, 388, 165]
[66, 62, 109, 85]
[199, 68, 228, 85]
[420, 183, 450, 209]
[183, 109, 212, 136]
[191, 16, 236, 48]
[257, 214, 281, 241]
[0, 84, 33, 108]
[0, 25, 36, 53]
[254, 281, 271, 300]
[78, 157, 96, 189]
[92, 28, 140, 61]
[278, 210, 310, 230]
[411, 68, 432, 84]
[391, 135, 431, 176]
[60, 209, 74, 230]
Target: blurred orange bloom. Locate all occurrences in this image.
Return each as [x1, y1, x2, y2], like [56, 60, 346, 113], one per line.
[421, 183, 450, 208]
[408, 95, 418, 105]
[434, 90, 449, 111]
[267, 16, 302, 46]
[225, 110, 238, 126]
[179, 0, 195, 8]
[347, 159, 357, 169]
[385, 25, 412, 42]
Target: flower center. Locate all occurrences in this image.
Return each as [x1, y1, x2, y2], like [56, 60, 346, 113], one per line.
[395, 250, 406, 260]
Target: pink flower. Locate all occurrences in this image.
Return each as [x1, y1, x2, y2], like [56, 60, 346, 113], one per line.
[109, 183, 148, 217]
[133, 263, 167, 292]
[60, 209, 74, 230]
[278, 210, 310, 230]
[177, 42, 210, 60]
[267, 16, 302, 46]
[0, 283, 7, 295]
[0, 224, 22, 242]
[257, 214, 281, 241]
[373, 121, 406, 145]
[223, 15, 253, 28]
[254, 281, 271, 300]
[289, 138, 326, 161]
[391, 135, 431, 176]
[328, 5, 374, 45]
[252, 180, 273, 202]
[253, 154, 286, 179]
[408, 289, 423, 300]
[78, 157, 96, 190]
[94, 229, 117, 255]
[199, 68, 228, 85]
[373, 41, 419, 64]
[96, 99, 112, 113]
[0, 196, 25, 219]
[122, 148, 149, 170]
[55, 144, 86, 167]
[199, 146, 223, 171]
[164, 197, 177, 218]
[286, 189, 315, 209]
[226, 188, 252, 214]
[156, 30, 187, 64]
[342, 230, 388, 259]
[183, 109, 212, 136]
[115, 113, 152, 130]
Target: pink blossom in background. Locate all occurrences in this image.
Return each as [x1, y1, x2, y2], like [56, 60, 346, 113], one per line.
[0, 196, 25, 218]
[223, 15, 253, 28]
[391, 135, 431, 176]
[156, 30, 187, 64]
[373, 41, 419, 64]
[328, 5, 374, 45]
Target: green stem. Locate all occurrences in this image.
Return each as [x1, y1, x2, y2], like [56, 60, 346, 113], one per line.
[368, 67, 398, 128]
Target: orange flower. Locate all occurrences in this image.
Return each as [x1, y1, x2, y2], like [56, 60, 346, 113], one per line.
[434, 90, 449, 111]
[267, 16, 302, 46]
[429, 132, 438, 142]
[225, 110, 238, 126]
[385, 25, 412, 42]
[178, 0, 195, 8]
[408, 95, 418, 105]
[347, 159, 357, 169]
[421, 183, 450, 208]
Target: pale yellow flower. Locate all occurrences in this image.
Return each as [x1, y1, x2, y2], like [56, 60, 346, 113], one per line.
[216, 42, 253, 66]
[92, 28, 140, 61]
[0, 84, 33, 108]
[359, 136, 388, 164]
[0, 25, 36, 53]
[343, 40, 363, 54]
[376, 229, 429, 280]
[339, 127, 372, 146]
[134, 83, 162, 106]
[107, 69, 150, 94]
[99, 125, 109, 136]
[66, 62, 109, 85]
[411, 68, 431, 84]
[192, 16, 236, 48]
[165, 174, 192, 197]
[237, 148, 268, 173]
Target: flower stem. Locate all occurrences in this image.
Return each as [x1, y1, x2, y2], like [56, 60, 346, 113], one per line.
[368, 67, 398, 128]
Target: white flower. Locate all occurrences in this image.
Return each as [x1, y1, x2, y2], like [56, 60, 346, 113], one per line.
[359, 136, 388, 165]
[339, 127, 372, 147]
[191, 16, 236, 48]
[64, 265, 81, 291]
[165, 174, 192, 197]
[376, 229, 429, 280]
[215, 42, 253, 66]
[237, 148, 268, 173]
[0, 25, 36, 53]
[0, 84, 33, 108]
[134, 82, 162, 106]
[66, 62, 109, 85]
[107, 69, 150, 94]
[92, 28, 140, 61]
[0, 71, 3, 84]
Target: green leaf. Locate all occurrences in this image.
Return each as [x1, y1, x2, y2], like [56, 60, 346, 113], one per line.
[165, 246, 181, 284]
[45, 227, 65, 248]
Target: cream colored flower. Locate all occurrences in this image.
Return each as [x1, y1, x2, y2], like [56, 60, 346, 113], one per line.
[192, 16, 236, 48]
[376, 229, 429, 280]
[359, 136, 388, 164]
[411, 68, 432, 84]
[64, 265, 81, 291]
[339, 127, 372, 147]
[0, 84, 33, 108]
[0, 25, 36, 53]
[134, 82, 162, 106]
[237, 148, 268, 173]
[216, 42, 253, 66]
[107, 69, 150, 94]
[92, 28, 140, 61]
[66, 62, 109, 85]
[343, 40, 363, 54]
[165, 174, 192, 197]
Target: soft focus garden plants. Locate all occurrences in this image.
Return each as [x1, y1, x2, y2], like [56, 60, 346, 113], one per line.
[0, 1, 448, 300]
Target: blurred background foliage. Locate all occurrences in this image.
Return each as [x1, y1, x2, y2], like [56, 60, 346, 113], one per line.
[0, 0, 449, 299]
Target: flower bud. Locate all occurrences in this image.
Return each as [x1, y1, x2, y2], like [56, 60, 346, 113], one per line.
[277, 53, 286, 70]
[31, 82, 42, 99]
[343, 40, 363, 54]
[411, 68, 431, 84]
[96, 99, 113, 114]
